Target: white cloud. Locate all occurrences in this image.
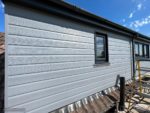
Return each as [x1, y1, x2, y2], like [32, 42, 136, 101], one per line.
[130, 15, 150, 28]
[0, 1, 4, 13]
[128, 3, 143, 19]
[1, 3, 4, 8]
[122, 19, 126, 22]
[0, 2, 4, 8]
[137, 3, 142, 10]
[129, 12, 134, 18]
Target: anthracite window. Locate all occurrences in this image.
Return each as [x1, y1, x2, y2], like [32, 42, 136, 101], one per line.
[95, 33, 108, 63]
[135, 43, 139, 57]
[143, 44, 149, 58]
[135, 42, 149, 58]
[139, 43, 143, 56]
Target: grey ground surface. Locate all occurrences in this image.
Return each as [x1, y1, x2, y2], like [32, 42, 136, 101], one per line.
[119, 95, 150, 113]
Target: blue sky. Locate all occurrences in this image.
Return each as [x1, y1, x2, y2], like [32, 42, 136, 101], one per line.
[0, 0, 150, 36]
[65, 0, 150, 36]
[0, 0, 4, 32]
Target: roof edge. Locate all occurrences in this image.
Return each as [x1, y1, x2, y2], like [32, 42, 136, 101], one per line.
[3, 0, 150, 41]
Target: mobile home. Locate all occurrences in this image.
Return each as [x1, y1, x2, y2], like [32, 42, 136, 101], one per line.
[3, 0, 150, 113]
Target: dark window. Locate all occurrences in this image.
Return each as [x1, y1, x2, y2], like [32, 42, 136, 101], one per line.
[143, 45, 149, 58]
[95, 33, 108, 63]
[135, 43, 139, 57]
[134, 42, 149, 59]
[139, 44, 143, 56]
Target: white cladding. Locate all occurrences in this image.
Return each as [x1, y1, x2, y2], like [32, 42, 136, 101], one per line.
[5, 4, 132, 113]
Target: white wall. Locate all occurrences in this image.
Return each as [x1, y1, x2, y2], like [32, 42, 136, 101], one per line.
[5, 4, 132, 113]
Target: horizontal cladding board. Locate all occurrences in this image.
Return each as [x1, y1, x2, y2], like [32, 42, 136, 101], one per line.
[8, 34, 130, 46]
[8, 12, 94, 38]
[136, 70, 148, 73]
[8, 25, 94, 44]
[109, 47, 130, 51]
[110, 59, 131, 63]
[8, 44, 130, 53]
[9, 78, 119, 107]
[109, 42, 130, 47]
[26, 82, 118, 113]
[8, 45, 94, 55]
[110, 55, 131, 59]
[8, 25, 131, 47]
[7, 37, 131, 50]
[8, 36, 130, 50]
[109, 50, 130, 55]
[8, 54, 131, 58]
[110, 44, 130, 48]
[135, 61, 150, 75]
[8, 55, 94, 66]
[8, 62, 131, 86]
[7, 66, 92, 86]
[109, 44, 130, 49]
[8, 55, 131, 66]
[141, 64, 150, 66]
[8, 45, 130, 55]
[8, 61, 94, 76]
[9, 74, 131, 109]
[8, 66, 131, 97]
[109, 36, 131, 43]
[109, 42, 130, 48]
[140, 61, 150, 67]
[6, 5, 133, 113]
[12, 82, 114, 113]
[8, 61, 131, 76]
[110, 54, 131, 58]
[7, 45, 131, 55]
[7, 35, 131, 50]
[8, 35, 94, 49]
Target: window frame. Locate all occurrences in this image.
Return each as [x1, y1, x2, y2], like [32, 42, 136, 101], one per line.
[143, 44, 149, 58]
[135, 42, 139, 57]
[134, 41, 150, 59]
[94, 33, 109, 64]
